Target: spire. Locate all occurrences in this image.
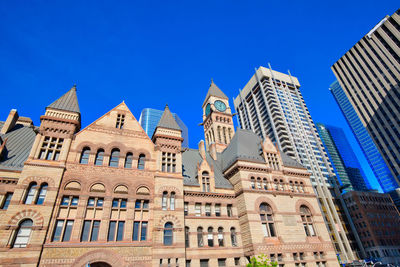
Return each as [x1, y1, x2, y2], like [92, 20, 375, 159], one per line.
[156, 104, 181, 131]
[47, 85, 80, 113]
[203, 79, 228, 106]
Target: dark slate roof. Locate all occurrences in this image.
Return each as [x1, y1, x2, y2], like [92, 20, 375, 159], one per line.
[280, 152, 304, 169]
[203, 80, 228, 105]
[156, 105, 181, 131]
[0, 121, 37, 171]
[47, 86, 80, 113]
[221, 129, 265, 171]
[182, 148, 233, 189]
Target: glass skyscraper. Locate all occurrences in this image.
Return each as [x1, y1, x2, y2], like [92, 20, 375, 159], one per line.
[329, 81, 394, 193]
[316, 123, 369, 192]
[139, 108, 189, 148]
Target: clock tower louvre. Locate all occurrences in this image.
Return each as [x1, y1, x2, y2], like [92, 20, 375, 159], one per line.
[202, 80, 235, 153]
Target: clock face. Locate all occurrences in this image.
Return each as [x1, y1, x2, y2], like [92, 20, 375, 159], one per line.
[214, 100, 226, 112]
[205, 103, 211, 116]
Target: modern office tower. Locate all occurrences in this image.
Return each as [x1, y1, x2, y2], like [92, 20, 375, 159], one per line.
[331, 9, 400, 194]
[234, 65, 356, 263]
[342, 191, 400, 265]
[139, 108, 189, 147]
[329, 81, 392, 193]
[316, 123, 369, 192]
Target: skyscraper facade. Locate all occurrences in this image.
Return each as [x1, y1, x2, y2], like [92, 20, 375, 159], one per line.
[331, 9, 400, 193]
[329, 81, 391, 193]
[233, 65, 356, 262]
[316, 123, 369, 192]
[139, 108, 189, 147]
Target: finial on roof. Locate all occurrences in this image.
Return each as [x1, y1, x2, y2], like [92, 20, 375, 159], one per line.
[72, 84, 77, 90]
[165, 103, 169, 109]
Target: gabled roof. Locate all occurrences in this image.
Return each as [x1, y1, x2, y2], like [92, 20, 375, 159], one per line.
[47, 85, 80, 113]
[221, 129, 265, 171]
[0, 121, 37, 171]
[156, 104, 181, 131]
[203, 80, 229, 106]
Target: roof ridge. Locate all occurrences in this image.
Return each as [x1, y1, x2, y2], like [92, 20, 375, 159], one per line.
[203, 80, 229, 106]
[156, 104, 181, 131]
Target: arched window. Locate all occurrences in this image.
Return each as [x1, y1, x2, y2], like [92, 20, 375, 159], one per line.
[289, 181, 294, 192]
[251, 177, 255, 189]
[260, 203, 276, 237]
[223, 127, 227, 144]
[207, 227, 214, 247]
[197, 227, 204, 247]
[299, 182, 305, 193]
[12, 219, 33, 248]
[124, 153, 133, 168]
[228, 128, 232, 141]
[273, 179, 279, 190]
[163, 222, 173, 245]
[217, 126, 222, 143]
[162, 191, 168, 210]
[109, 149, 120, 167]
[80, 147, 90, 164]
[35, 183, 48, 205]
[263, 178, 268, 190]
[94, 149, 104, 166]
[202, 171, 210, 192]
[137, 154, 145, 170]
[185, 227, 190, 247]
[170, 192, 175, 210]
[230, 227, 237, 247]
[24, 182, 38, 204]
[218, 227, 224, 246]
[279, 179, 284, 191]
[257, 178, 262, 189]
[300, 205, 316, 236]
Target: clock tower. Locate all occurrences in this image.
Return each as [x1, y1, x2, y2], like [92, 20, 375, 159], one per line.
[202, 80, 235, 153]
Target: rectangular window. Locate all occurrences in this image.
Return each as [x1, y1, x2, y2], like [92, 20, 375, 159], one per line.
[116, 221, 125, 241]
[141, 222, 147, 241]
[52, 220, 64, 242]
[234, 258, 240, 266]
[215, 204, 221, 216]
[91, 221, 100, 241]
[1, 193, 13, 210]
[135, 200, 141, 209]
[205, 203, 211, 216]
[116, 114, 125, 129]
[186, 260, 191, 267]
[195, 203, 201, 216]
[143, 200, 149, 209]
[133, 221, 140, 241]
[81, 220, 100, 242]
[218, 259, 226, 267]
[63, 220, 73, 242]
[108, 221, 116, 241]
[39, 137, 63, 161]
[227, 204, 233, 217]
[184, 202, 188, 215]
[162, 152, 176, 173]
[200, 259, 209, 267]
[81, 220, 91, 241]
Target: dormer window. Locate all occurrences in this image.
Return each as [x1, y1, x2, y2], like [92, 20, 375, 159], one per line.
[116, 114, 125, 129]
[201, 171, 210, 192]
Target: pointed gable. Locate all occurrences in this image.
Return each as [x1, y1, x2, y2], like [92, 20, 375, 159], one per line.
[47, 85, 80, 113]
[203, 80, 229, 106]
[156, 104, 181, 131]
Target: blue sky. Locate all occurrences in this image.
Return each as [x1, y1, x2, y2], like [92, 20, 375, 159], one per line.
[1, 1, 398, 191]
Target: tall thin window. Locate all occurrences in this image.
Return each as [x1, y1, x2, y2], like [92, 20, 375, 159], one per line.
[163, 222, 173, 245]
[205, 203, 211, 216]
[227, 204, 233, 217]
[1, 193, 13, 210]
[218, 227, 224, 246]
[124, 153, 133, 168]
[300, 205, 316, 236]
[80, 147, 90, 164]
[251, 177, 255, 189]
[263, 178, 268, 190]
[184, 202, 188, 216]
[137, 154, 145, 170]
[215, 204, 221, 217]
[81, 220, 100, 242]
[35, 183, 48, 205]
[162, 191, 168, 210]
[170, 192, 175, 210]
[257, 178, 262, 189]
[230, 227, 237, 247]
[94, 149, 104, 166]
[197, 227, 204, 247]
[202, 171, 210, 192]
[13, 219, 33, 248]
[185, 227, 190, 247]
[195, 203, 201, 216]
[109, 149, 120, 167]
[260, 203, 276, 237]
[207, 227, 214, 247]
[116, 114, 125, 129]
[24, 182, 37, 204]
[52, 220, 73, 242]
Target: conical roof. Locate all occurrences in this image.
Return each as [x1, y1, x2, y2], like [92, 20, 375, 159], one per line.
[156, 104, 181, 131]
[203, 80, 228, 106]
[47, 85, 80, 113]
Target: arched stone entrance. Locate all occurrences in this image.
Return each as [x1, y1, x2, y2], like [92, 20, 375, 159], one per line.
[90, 262, 112, 267]
[72, 249, 127, 267]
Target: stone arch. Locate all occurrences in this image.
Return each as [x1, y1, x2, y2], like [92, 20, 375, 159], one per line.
[90, 183, 106, 193]
[158, 214, 182, 228]
[136, 186, 150, 195]
[114, 184, 129, 194]
[72, 249, 127, 267]
[135, 149, 151, 160]
[295, 199, 317, 215]
[104, 141, 128, 156]
[8, 209, 44, 227]
[75, 141, 96, 152]
[64, 181, 82, 191]
[21, 176, 55, 187]
[254, 196, 278, 212]
[157, 186, 180, 196]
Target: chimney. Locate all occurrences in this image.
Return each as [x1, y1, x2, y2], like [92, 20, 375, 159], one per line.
[209, 143, 217, 160]
[1, 109, 19, 134]
[198, 140, 206, 159]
